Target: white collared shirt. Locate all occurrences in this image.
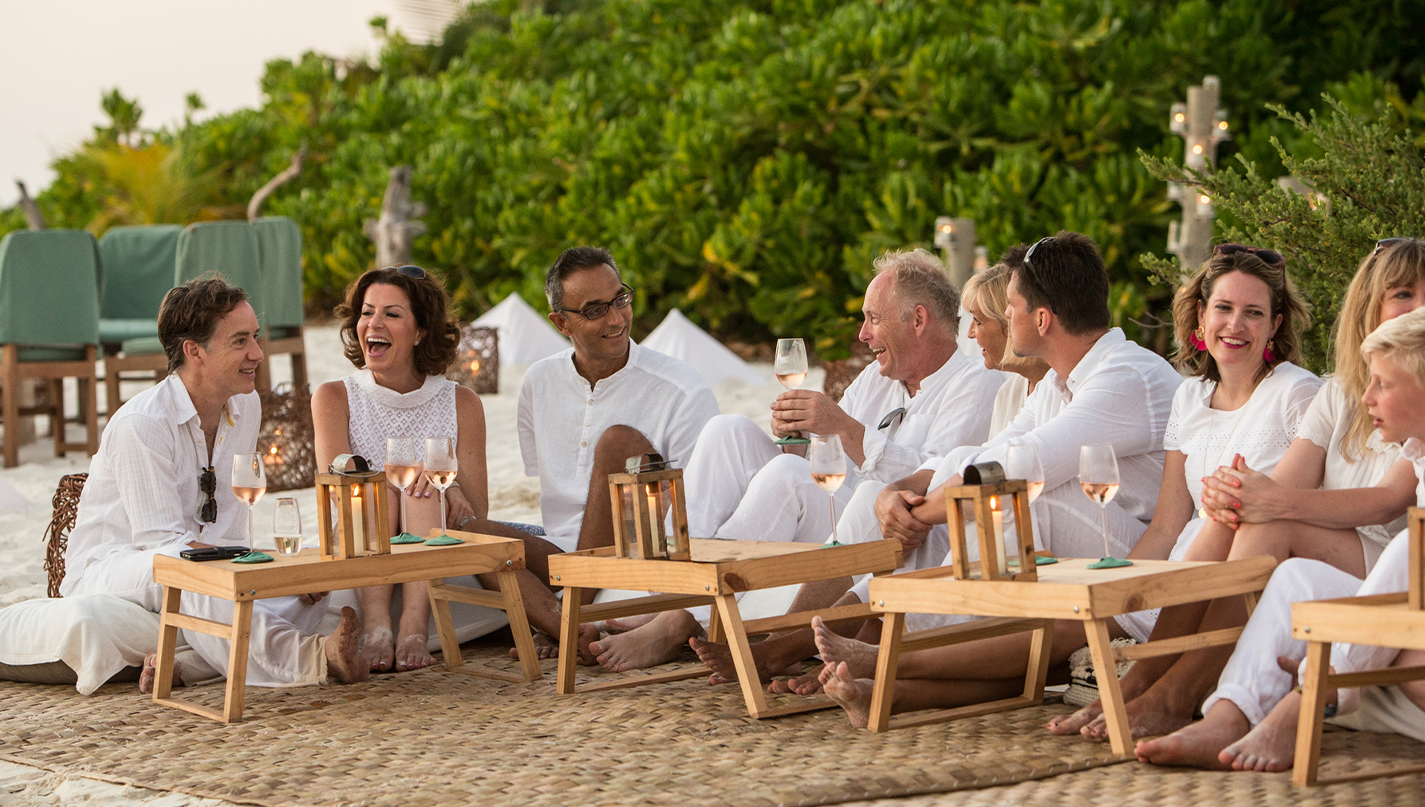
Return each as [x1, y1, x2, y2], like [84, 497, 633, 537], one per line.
[60, 375, 260, 593]
[518, 343, 719, 548]
[840, 349, 1004, 483]
[930, 328, 1182, 524]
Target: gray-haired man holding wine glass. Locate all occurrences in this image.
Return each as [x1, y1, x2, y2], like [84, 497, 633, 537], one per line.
[61, 276, 368, 692]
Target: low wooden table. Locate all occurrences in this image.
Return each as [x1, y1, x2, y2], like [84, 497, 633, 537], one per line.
[548, 537, 902, 719]
[150, 530, 542, 723]
[867, 556, 1277, 755]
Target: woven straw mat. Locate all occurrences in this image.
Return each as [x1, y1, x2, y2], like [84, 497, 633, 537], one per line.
[1, 642, 1422, 807]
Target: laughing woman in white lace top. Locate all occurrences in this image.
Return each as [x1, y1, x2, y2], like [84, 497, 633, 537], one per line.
[312, 265, 488, 674]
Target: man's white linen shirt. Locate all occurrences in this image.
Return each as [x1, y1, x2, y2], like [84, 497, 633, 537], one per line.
[840, 349, 1004, 484]
[518, 343, 719, 551]
[61, 374, 259, 594]
[927, 328, 1181, 524]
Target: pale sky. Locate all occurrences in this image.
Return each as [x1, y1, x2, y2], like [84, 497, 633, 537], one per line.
[0, 1, 450, 208]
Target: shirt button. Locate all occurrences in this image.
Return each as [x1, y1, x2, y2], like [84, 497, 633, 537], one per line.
[585, 421, 591, 427]
[581, 441, 587, 447]
[588, 398, 594, 404]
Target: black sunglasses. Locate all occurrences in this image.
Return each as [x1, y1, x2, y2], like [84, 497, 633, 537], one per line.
[1213, 243, 1285, 266]
[555, 283, 634, 321]
[198, 466, 217, 524]
[391, 265, 427, 279]
[1023, 236, 1055, 270]
[1374, 238, 1420, 257]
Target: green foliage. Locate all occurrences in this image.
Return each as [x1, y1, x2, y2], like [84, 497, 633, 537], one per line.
[6, 0, 1424, 354]
[1140, 83, 1425, 373]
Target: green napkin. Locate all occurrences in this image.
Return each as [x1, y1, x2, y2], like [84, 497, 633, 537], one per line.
[424, 534, 465, 546]
[232, 551, 274, 564]
[390, 533, 425, 544]
[1087, 557, 1132, 570]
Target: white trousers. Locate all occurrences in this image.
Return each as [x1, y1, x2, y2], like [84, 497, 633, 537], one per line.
[66, 545, 328, 687]
[685, 414, 855, 544]
[1204, 530, 1425, 740]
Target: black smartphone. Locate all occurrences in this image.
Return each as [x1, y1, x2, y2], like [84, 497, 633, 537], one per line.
[180, 546, 252, 561]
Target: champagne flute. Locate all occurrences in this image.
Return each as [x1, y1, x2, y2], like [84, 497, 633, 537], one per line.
[424, 437, 458, 539]
[809, 434, 847, 546]
[231, 453, 267, 545]
[773, 338, 810, 446]
[1079, 444, 1131, 568]
[1004, 443, 1053, 567]
[386, 437, 422, 543]
[272, 498, 303, 555]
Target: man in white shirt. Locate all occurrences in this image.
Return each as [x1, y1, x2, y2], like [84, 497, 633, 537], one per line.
[466, 247, 718, 668]
[697, 231, 1181, 694]
[63, 277, 367, 690]
[683, 247, 1003, 547]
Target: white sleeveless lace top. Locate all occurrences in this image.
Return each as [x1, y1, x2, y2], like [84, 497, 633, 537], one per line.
[343, 369, 458, 467]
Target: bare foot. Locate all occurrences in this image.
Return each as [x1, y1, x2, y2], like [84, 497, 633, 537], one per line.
[325, 606, 370, 684]
[511, 625, 601, 664]
[769, 664, 824, 695]
[1135, 701, 1249, 769]
[602, 614, 658, 634]
[138, 653, 184, 694]
[820, 661, 873, 728]
[689, 636, 799, 685]
[590, 611, 700, 672]
[395, 633, 436, 672]
[1220, 690, 1301, 772]
[812, 616, 879, 679]
[1081, 688, 1193, 741]
[1048, 700, 1101, 735]
[359, 626, 395, 673]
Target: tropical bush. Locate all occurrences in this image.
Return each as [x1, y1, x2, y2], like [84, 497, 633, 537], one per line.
[6, 0, 1423, 357]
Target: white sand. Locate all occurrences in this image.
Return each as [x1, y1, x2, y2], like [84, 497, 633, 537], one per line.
[0, 325, 816, 805]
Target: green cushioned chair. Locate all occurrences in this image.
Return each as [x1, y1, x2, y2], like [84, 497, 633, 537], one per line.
[0, 230, 102, 468]
[253, 216, 307, 390]
[97, 225, 180, 413]
[174, 220, 279, 390]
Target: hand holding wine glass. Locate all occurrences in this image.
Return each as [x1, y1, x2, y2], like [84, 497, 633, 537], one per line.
[424, 437, 458, 539]
[810, 434, 847, 546]
[232, 453, 267, 544]
[1079, 443, 1130, 568]
[773, 338, 810, 446]
[386, 437, 422, 542]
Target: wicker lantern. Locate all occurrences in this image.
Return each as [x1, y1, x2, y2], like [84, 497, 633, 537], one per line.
[446, 324, 499, 395]
[607, 454, 690, 561]
[257, 384, 316, 492]
[315, 454, 391, 561]
[942, 462, 1039, 582]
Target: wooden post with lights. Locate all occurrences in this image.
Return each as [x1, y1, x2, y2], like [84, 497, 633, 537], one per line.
[1166, 75, 1230, 270]
[933, 216, 976, 289]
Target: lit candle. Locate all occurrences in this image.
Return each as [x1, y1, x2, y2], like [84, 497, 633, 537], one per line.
[646, 487, 663, 555]
[990, 496, 1007, 577]
[265, 444, 285, 466]
[350, 485, 365, 550]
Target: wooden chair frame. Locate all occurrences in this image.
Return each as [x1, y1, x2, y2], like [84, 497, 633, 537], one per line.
[103, 349, 168, 419]
[1292, 507, 1425, 785]
[150, 529, 541, 724]
[2, 344, 99, 468]
[256, 328, 308, 393]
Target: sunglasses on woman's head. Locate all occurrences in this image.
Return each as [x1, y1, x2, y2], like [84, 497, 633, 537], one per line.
[393, 265, 427, 279]
[1373, 238, 1421, 257]
[1213, 243, 1285, 266]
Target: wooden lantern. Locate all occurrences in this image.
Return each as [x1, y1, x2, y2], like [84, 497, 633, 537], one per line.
[943, 462, 1038, 582]
[445, 324, 499, 395]
[607, 454, 690, 561]
[315, 454, 391, 561]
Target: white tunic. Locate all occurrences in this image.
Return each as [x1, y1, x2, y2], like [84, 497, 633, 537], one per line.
[518, 343, 719, 553]
[989, 374, 1029, 438]
[342, 370, 458, 467]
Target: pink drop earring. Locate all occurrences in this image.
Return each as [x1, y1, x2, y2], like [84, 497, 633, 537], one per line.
[1191, 326, 1207, 351]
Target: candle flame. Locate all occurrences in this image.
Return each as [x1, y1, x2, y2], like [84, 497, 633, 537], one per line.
[470, 359, 481, 373]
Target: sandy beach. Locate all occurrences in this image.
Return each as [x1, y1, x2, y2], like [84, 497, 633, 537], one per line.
[0, 323, 809, 805]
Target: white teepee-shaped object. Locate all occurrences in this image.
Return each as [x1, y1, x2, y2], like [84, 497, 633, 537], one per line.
[641, 308, 765, 387]
[472, 293, 571, 365]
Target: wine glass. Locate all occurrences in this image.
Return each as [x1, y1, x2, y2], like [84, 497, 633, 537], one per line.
[231, 453, 267, 544]
[1079, 444, 1131, 568]
[272, 498, 303, 555]
[1004, 443, 1053, 568]
[386, 437, 422, 542]
[809, 434, 848, 546]
[424, 437, 458, 539]
[773, 338, 810, 446]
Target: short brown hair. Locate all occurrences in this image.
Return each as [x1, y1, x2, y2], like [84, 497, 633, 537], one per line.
[1010, 231, 1111, 335]
[1172, 247, 1309, 384]
[871, 248, 960, 327]
[158, 276, 250, 374]
[336, 266, 460, 377]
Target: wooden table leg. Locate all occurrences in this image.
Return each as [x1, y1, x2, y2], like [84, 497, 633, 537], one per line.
[706, 601, 724, 644]
[222, 599, 253, 724]
[557, 587, 583, 695]
[152, 586, 183, 701]
[1084, 617, 1132, 756]
[1293, 639, 1332, 786]
[428, 577, 465, 669]
[713, 593, 770, 718]
[498, 569, 542, 682]
[1022, 622, 1053, 702]
[867, 611, 904, 732]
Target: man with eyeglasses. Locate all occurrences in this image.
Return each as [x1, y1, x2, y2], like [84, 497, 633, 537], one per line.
[461, 246, 718, 668]
[61, 277, 368, 691]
